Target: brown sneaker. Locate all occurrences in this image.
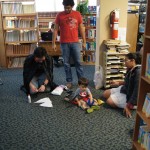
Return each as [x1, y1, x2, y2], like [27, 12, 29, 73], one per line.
[66, 83, 72, 89]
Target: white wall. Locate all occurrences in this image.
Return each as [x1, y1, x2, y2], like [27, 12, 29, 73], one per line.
[35, 0, 78, 12]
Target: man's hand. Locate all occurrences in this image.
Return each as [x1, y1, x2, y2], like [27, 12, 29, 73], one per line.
[82, 42, 86, 50]
[38, 85, 45, 92]
[52, 43, 57, 51]
[123, 106, 132, 118]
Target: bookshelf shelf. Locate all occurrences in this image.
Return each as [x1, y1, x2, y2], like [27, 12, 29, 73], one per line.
[5, 41, 37, 44]
[85, 26, 96, 29]
[83, 13, 96, 16]
[137, 111, 150, 126]
[4, 27, 38, 30]
[86, 38, 95, 42]
[141, 76, 150, 84]
[2, 13, 37, 17]
[38, 28, 49, 32]
[145, 35, 150, 39]
[6, 54, 29, 57]
[133, 141, 144, 150]
[81, 62, 95, 65]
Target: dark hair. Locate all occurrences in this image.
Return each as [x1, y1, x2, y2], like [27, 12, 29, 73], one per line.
[33, 47, 47, 58]
[78, 77, 89, 87]
[126, 52, 142, 65]
[62, 0, 74, 6]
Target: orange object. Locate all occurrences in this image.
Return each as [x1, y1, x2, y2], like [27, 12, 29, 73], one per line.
[110, 9, 119, 39]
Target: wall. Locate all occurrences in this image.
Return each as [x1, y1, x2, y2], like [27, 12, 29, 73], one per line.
[126, 13, 139, 52]
[95, 0, 128, 68]
[0, 2, 6, 67]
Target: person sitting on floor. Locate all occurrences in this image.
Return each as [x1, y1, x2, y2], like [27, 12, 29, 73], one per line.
[23, 46, 57, 95]
[74, 77, 101, 113]
[103, 52, 141, 118]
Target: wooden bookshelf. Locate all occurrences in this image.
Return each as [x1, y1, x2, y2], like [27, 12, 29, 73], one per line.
[132, 0, 150, 149]
[0, 0, 38, 68]
[38, 12, 58, 33]
[80, 13, 96, 65]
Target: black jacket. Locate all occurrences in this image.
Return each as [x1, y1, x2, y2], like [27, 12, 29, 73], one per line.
[120, 66, 141, 105]
[23, 54, 54, 94]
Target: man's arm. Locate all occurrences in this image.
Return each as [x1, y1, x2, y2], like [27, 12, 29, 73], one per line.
[52, 24, 59, 51]
[79, 23, 86, 49]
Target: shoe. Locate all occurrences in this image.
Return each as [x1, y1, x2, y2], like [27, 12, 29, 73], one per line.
[66, 83, 72, 89]
[87, 108, 94, 113]
[91, 105, 100, 110]
[97, 99, 105, 105]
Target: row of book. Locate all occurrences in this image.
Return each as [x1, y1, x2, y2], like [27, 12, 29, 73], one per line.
[88, 6, 97, 13]
[138, 125, 150, 150]
[38, 12, 58, 18]
[5, 17, 37, 28]
[81, 52, 95, 63]
[8, 57, 26, 68]
[39, 22, 50, 29]
[84, 16, 96, 27]
[86, 42, 96, 51]
[146, 53, 150, 79]
[6, 31, 38, 42]
[142, 93, 150, 118]
[2, 2, 35, 14]
[6, 44, 36, 56]
[86, 29, 96, 39]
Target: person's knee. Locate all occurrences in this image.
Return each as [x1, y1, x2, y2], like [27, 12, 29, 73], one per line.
[103, 90, 111, 99]
[106, 97, 117, 108]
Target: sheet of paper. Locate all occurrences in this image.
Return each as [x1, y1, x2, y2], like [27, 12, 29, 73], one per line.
[34, 97, 53, 107]
[51, 86, 63, 95]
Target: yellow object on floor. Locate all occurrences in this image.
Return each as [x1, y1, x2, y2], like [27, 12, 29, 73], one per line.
[97, 99, 105, 105]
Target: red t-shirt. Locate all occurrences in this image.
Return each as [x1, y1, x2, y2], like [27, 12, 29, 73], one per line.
[55, 10, 82, 43]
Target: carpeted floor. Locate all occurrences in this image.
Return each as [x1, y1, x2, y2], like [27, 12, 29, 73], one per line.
[0, 66, 136, 150]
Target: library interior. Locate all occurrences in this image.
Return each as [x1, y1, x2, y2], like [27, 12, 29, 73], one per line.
[0, 0, 150, 150]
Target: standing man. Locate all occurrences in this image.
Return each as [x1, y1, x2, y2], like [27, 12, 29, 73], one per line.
[52, 0, 86, 89]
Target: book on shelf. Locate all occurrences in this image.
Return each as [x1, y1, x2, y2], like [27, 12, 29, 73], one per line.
[138, 125, 150, 150]
[145, 53, 150, 79]
[142, 93, 150, 114]
[86, 41, 96, 51]
[84, 15, 96, 27]
[87, 29, 96, 39]
[88, 6, 97, 13]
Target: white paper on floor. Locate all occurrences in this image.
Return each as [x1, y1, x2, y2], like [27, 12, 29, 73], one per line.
[51, 85, 64, 95]
[34, 97, 53, 107]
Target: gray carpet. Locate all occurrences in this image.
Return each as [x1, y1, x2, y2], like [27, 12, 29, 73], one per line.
[0, 66, 135, 150]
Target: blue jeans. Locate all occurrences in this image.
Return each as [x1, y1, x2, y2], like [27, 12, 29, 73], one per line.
[61, 42, 84, 83]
